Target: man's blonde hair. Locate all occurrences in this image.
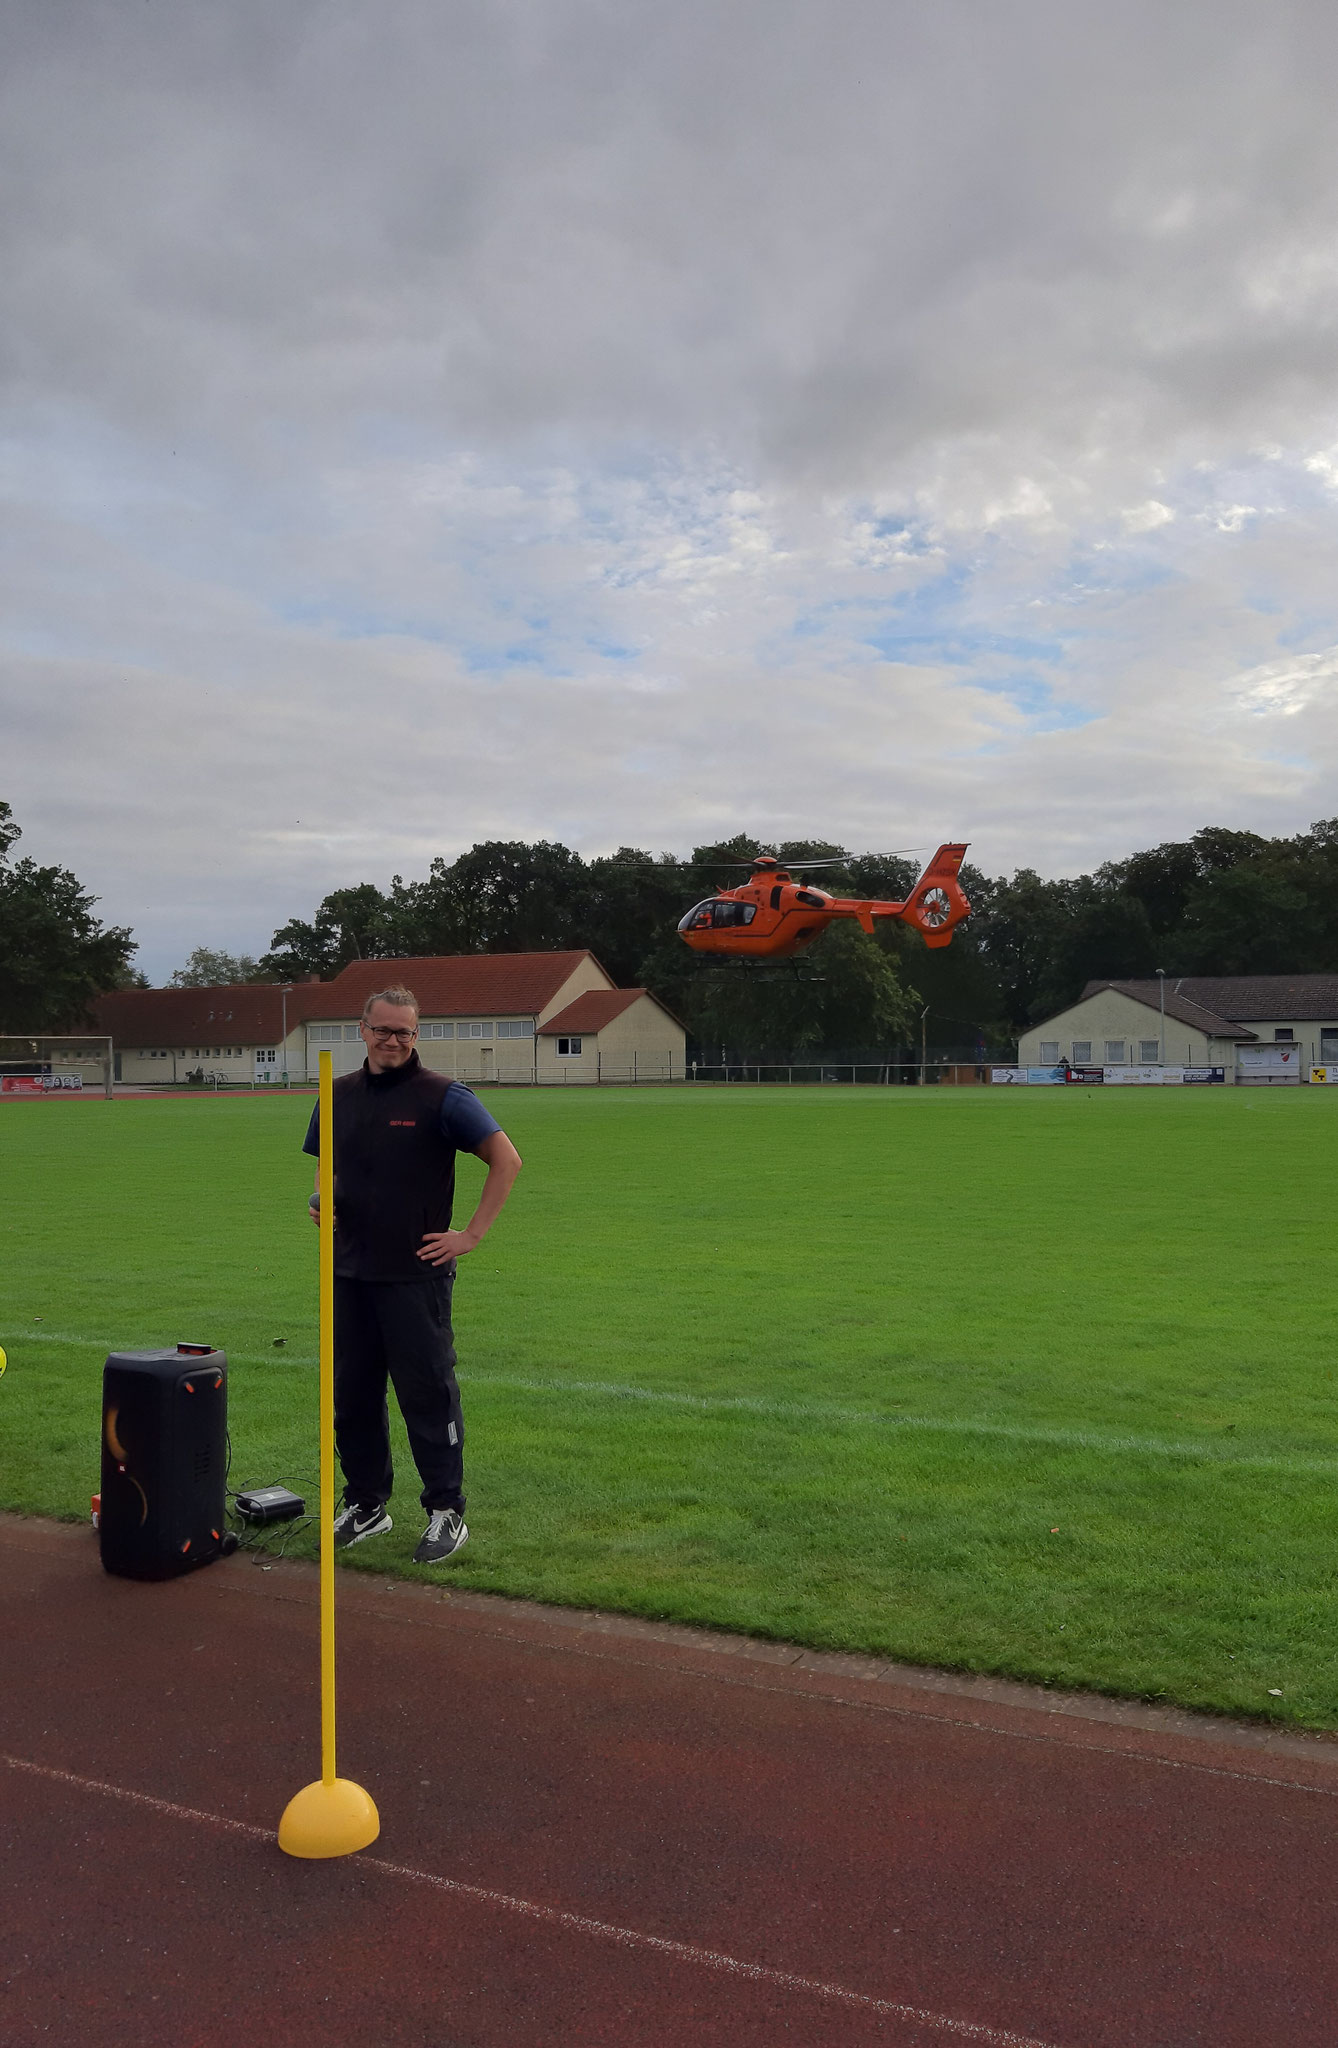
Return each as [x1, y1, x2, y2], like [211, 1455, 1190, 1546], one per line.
[362, 985, 420, 1022]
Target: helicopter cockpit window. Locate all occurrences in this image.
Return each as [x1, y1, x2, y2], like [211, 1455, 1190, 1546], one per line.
[711, 900, 757, 927]
[677, 901, 716, 933]
[795, 889, 826, 908]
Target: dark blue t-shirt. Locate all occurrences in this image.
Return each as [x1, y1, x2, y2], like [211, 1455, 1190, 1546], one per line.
[302, 1077, 501, 1159]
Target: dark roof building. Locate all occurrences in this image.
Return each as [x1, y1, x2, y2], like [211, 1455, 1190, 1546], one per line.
[1079, 975, 1338, 1029]
[1076, 981, 1253, 1041]
[1020, 974, 1338, 1082]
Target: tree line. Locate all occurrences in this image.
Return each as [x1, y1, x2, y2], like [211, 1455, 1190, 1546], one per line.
[171, 817, 1338, 1056]
[5, 795, 1338, 1049]
[0, 801, 140, 1034]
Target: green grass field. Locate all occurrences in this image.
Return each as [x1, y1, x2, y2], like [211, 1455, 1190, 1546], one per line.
[4, 1084, 1338, 1726]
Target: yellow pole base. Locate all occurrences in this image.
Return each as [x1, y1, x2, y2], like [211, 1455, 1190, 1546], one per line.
[278, 1777, 380, 1859]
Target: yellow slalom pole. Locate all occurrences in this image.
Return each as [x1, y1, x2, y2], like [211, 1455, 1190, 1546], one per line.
[278, 1050, 379, 1859]
[313, 1040, 331, 1777]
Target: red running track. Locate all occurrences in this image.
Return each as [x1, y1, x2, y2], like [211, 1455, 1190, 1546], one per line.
[3, 1513, 1337, 2047]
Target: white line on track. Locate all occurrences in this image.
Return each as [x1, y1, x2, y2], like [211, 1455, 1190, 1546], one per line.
[3, 1751, 1060, 2047]
[8, 1326, 1338, 1475]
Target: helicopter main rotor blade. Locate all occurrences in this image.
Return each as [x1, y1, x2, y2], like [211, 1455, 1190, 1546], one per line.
[778, 848, 924, 868]
[600, 844, 925, 872]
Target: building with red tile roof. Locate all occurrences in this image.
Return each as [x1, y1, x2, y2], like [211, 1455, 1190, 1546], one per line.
[92, 952, 686, 1087]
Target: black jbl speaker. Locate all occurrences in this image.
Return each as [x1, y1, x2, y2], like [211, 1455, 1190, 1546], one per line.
[100, 1346, 228, 1580]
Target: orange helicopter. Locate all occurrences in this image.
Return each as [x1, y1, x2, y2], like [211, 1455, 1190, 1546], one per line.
[677, 844, 971, 962]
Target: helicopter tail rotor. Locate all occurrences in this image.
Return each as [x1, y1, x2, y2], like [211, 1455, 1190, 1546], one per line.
[906, 844, 971, 947]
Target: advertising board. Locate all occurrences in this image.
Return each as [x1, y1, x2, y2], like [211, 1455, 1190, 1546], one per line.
[1238, 1045, 1301, 1084]
[990, 1067, 1069, 1083]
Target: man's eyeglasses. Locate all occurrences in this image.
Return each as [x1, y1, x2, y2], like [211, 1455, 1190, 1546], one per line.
[366, 1026, 416, 1043]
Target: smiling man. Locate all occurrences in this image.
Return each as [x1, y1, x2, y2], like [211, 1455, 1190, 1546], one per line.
[303, 984, 522, 1563]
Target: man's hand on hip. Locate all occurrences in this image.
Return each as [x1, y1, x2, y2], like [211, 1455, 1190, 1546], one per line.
[417, 1230, 475, 1265]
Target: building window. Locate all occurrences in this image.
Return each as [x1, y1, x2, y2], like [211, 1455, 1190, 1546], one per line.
[1139, 1040, 1160, 1063]
[1071, 1042, 1091, 1064]
[1322, 1030, 1338, 1059]
[1275, 1028, 1294, 1041]
[557, 1036, 583, 1057]
[1038, 1041, 1059, 1063]
[343, 1025, 361, 1041]
[496, 1019, 534, 1039]
[1104, 1040, 1125, 1064]
[459, 1021, 492, 1039]
[421, 1022, 453, 1039]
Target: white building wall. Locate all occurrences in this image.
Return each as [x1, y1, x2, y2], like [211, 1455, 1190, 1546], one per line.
[304, 1023, 365, 1079]
[534, 995, 686, 1083]
[1018, 990, 1338, 1078]
[119, 1043, 254, 1085]
[1018, 990, 1223, 1069]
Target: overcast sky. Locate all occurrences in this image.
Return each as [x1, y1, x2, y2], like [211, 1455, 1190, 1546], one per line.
[5, 0, 1338, 980]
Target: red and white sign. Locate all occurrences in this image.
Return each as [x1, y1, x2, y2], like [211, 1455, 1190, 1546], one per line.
[1, 1073, 85, 1095]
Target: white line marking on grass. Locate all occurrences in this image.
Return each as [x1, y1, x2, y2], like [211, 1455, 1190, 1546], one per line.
[463, 1373, 1338, 1477]
[7, 1327, 1338, 1475]
[2, 1753, 1059, 2047]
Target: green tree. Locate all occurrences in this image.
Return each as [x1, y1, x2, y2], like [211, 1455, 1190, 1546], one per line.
[167, 946, 268, 987]
[687, 923, 917, 1056]
[261, 882, 395, 979]
[1177, 864, 1322, 975]
[580, 848, 694, 989]
[0, 800, 139, 1030]
[390, 841, 587, 956]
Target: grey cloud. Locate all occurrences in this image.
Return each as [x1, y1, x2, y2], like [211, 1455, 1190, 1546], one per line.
[7, 2, 1338, 494]
[6, 1, 1338, 976]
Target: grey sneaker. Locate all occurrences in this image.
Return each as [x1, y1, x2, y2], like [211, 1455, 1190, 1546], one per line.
[413, 1508, 468, 1563]
[333, 1501, 392, 1548]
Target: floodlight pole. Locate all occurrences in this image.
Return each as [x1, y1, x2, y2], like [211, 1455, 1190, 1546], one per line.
[919, 1005, 930, 1085]
[1156, 969, 1165, 1067]
[281, 983, 293, 1087]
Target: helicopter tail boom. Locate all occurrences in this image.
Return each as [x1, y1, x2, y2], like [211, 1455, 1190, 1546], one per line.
[905, 842, 970, 947]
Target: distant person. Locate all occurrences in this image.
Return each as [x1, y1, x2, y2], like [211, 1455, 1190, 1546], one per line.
[304, 985, 522, 1563]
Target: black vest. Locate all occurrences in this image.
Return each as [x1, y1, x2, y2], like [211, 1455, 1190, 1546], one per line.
[327, 1055, 458, 1282]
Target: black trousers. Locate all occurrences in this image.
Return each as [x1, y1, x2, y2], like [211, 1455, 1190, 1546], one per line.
[333, 1272, 465, 1514]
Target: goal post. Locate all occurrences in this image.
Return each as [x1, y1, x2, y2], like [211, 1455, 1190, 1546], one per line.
[0, 1035, 115, 1100]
